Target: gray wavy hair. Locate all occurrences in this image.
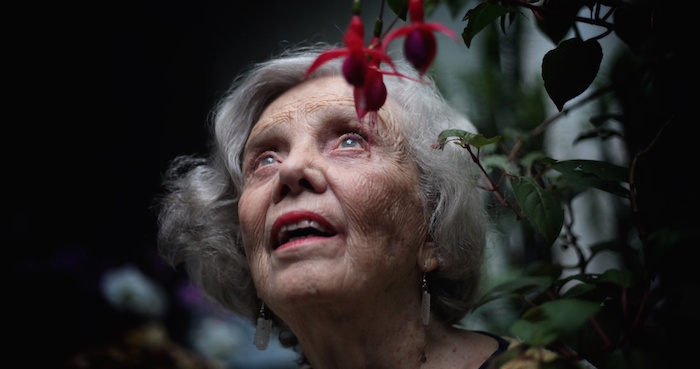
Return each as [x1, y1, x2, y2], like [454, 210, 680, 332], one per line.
[156, 43, 488, 348]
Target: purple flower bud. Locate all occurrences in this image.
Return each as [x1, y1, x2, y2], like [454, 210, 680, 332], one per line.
[342, 51, 368, 87]
[404, 28, 436, 75]
[362, 70, 387, 112]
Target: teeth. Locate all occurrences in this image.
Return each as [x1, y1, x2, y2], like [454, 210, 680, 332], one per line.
[277, 220, 329, 245]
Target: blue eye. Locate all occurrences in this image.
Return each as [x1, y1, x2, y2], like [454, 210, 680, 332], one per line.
[339, 136, 361, 148]
[258, 155, 276, 167]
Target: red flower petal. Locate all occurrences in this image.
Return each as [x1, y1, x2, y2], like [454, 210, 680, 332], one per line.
[409, 0, 425, 23]
[344, 15, 365, 49]
[304, 49, 350, 79]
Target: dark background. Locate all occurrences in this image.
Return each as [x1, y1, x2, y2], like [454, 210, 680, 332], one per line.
[7, 1, 367, 367]
[6, 1, 698, 368]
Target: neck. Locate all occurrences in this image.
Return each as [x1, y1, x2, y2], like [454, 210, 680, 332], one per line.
[282, 293, 432, 369]
[298, 317, 434, 369]
[287, 317, 498, 369]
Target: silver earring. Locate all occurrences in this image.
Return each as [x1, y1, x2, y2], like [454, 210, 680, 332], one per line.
[421, 272, 431, 325]
[254, 302, 273, 350]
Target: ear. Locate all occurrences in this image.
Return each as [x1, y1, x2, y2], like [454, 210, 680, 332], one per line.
[417, 241, 439, 272]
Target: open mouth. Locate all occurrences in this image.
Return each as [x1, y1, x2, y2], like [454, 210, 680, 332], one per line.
[275, 219, 335, 249]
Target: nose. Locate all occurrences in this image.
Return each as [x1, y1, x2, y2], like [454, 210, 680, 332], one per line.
[273, 147, 328, 202]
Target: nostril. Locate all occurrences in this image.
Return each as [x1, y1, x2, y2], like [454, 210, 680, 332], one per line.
[277, 178, 311, 197]
[274, 156, 327, 202]
[299, 178, 313, 189]
[278, 185, 290, 199]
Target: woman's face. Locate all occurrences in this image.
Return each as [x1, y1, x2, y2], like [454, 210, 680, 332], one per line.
[238, 75, 429, 312]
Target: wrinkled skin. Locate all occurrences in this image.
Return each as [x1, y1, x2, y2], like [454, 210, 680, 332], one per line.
[239, 76, 431, 317]
[237, 75, 499, 369]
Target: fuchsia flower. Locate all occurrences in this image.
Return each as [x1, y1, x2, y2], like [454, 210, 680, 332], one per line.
[384, 0, 458, 76]
[353, 52, 387, 121]
[303, 1, 456, 122]
[304, 15, 396, 121]
[305, 19, 390, 96]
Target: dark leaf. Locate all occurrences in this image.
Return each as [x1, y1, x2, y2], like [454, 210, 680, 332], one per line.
[532, 0, 582, 45]
[613, 1, 653, 54]
[551, 159, 630, 197]
[552, 159, 629, 181]
[520, 152, 555, 171]
[522, 261, 563, 280]
[596, 268, 634, 288]
[387, 0, 409, 21]
[560, 282, 597, 299]
[473, 276, 554, 308]
[436, 129, 501, 149]
[533, 0, 587, 45]
[573, 126, 624, 143]
[481, 154, 517, 175]
[512, 299, 600, 346]
[510, 176, 564, 246]
[461, 2, 517, 48]
[542, 38, 602, 111]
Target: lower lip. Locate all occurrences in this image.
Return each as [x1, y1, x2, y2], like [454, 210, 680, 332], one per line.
[274, 235, 336, 253]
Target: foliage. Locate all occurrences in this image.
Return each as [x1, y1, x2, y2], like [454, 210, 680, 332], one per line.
[364, 0, 695, 368]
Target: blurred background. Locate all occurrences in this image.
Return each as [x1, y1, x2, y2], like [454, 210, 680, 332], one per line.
[6, 0, 653, 368]
[8, 1, 372, 368]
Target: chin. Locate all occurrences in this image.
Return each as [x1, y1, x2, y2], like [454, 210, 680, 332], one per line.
[267, 265, 347, 306]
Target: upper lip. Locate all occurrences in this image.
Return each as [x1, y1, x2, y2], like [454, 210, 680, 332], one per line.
[270, 210, 336, 249]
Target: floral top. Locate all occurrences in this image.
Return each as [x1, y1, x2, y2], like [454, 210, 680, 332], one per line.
[295, 330, 565, 368]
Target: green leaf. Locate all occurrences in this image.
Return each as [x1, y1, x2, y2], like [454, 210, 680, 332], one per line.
[436, 129, 500, 149]
[387, 0, 409, 21]
[481, 154, 516, 175]
[510, 176, 564, 246]
[522, 261, 563, 280]
[512, 299, 600, 346]
[551, 159, 630, 197]
[542, 38, 602, 111]
[597, 268, 634, 288]
[519, 151, 552, 169]
[560, 282, 596, 299]
[469, 134, 501, 148]
[461, 2, 517, 48]
[473, 275, 553, 308]
[437, 128, 472, 143]
[553, 159, 630, 183]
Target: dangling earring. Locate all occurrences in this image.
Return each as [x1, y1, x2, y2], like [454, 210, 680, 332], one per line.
[254, 302, 273, 350]
[421, 272, 431, 325]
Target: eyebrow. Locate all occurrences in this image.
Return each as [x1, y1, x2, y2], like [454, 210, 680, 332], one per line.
[243, 122, 285, 155]
[315, 104, 362, 128]
[246, 98, 394, 154]
[253, 102, 360, 135]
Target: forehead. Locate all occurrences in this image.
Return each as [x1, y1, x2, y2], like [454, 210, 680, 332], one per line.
[251, 76, 352, 134]
[248, 76, 400, 138]
[268, 75, 354, 114]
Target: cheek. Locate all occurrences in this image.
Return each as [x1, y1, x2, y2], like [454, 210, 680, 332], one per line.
[238, 191, 272, 289]
[344, 165, 427, 243]
[238, 189, 268, 253]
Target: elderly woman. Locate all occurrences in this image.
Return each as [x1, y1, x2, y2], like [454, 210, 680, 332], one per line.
[156, 44, 511, 368]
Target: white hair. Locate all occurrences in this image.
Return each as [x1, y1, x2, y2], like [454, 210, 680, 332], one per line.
[156, 43, 488, 349]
